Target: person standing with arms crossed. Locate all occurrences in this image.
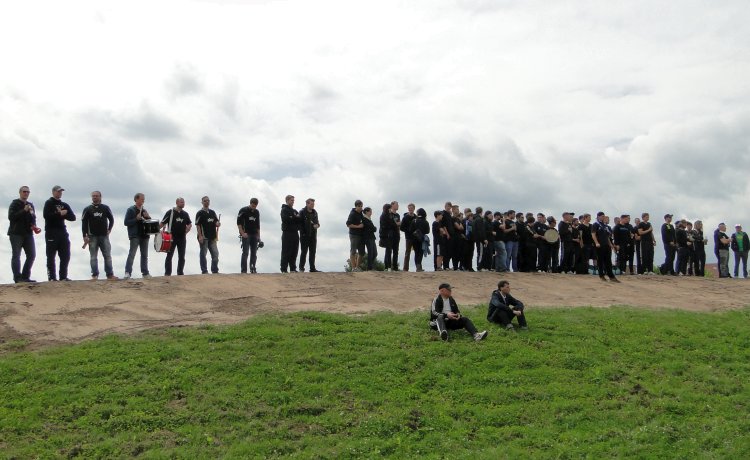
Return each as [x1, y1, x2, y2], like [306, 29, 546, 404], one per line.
[43, 185, 76, 281]
[299, 198, 320, 272]
[237, 198, 261, 274]
[280, 195, 301, 273]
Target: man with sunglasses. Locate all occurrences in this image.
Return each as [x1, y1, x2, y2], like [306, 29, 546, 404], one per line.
[7, 186, 38, 283]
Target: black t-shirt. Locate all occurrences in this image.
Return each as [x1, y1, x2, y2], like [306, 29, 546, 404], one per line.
[432, 220, 443, 240]
[638, 221, 654, 242]
[441, 211, 455, 236]
[558, 221, 573, 243]
[162, 209, 192, 236]
[504, 219, 518, 242]
[613, 223, 632, 246]
[195, 208, 219, 240]
[716, 231, 729, 250]
[491, 220, 503, 243]
[81, 204, 114, 237]
[579, 223, 594, 245]
[593, 221, 612, 246]
[346, 208, 363, 236]
[532, 221, 549, 244]
[237, 207, 260, 234]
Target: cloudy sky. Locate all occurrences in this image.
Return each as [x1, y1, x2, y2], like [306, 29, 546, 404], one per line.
[2, 0, 749, 283]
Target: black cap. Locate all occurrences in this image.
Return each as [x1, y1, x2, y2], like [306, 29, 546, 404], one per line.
[596, 211, 605, 217]
[438, 283, 452, 290]
[664, 213, 673, 219]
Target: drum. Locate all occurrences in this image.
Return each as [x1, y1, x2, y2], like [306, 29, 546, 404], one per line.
[154, 231, 172, 253]
[141, 220, 160, 235]
[544, 228, 560, 243]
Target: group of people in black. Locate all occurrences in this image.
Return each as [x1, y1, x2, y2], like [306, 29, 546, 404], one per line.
[344, 199, 749, 281]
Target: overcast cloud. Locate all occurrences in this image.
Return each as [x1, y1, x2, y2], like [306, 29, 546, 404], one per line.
[1, 0, 749, 283]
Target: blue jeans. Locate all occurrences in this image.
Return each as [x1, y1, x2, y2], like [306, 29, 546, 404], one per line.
[200, 238, 219, 273]
[734, 250, 748, 278]
[88, 235, 114, 277]
[505, 240, 518, 272]
[9, 233, 35, 281]
[125, 236, 150, 276]
[493, 241, 507, 271]
[241, 233, 259, 273]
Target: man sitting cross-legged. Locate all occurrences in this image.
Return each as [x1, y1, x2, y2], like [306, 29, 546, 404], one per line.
[487, 280, 529, 331]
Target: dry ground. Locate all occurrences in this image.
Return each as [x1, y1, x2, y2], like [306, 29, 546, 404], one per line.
[1, 271, 747, 348]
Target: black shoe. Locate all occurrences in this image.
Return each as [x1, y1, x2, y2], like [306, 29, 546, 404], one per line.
[599, 276, 607, 282]
[309, 268, 322, 273]
[299, 267, 306, 272]
[290, 270, 298, 273]
[610, 278, 621, 283]
[281, 270, 288, 273]
[60, 278, 72, 281]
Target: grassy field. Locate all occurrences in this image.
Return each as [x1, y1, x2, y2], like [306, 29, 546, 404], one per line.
[1, 306, 750, 458]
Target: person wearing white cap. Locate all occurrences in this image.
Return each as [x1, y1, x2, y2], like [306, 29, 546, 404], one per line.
[42, 185, 76, 281]
[730, 224, 749, 278]
[429, 283, 487, 342]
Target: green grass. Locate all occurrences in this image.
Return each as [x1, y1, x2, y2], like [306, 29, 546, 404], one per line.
[2, 306, 750, 458]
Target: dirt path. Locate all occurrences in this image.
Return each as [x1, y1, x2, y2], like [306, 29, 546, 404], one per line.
[1, 271, 747, 348]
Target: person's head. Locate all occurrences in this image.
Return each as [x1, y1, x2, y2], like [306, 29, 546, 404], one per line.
[664, 213, 673, 223]
[621, 214, 630, 224]
[382, 203, 392, 213]
[52, 185, 64, 199]
[250, 197, 259, 209]
[547, 216, 556, 225]
[604, 215, 610, 224]
[686, 221, 693, 230]
[407, 203, 415, 213]
[434, 210, 443, 221]
[306, 198, 315, 210]
[201, 196, 210, 208]
[537, 213, 546, 223]
[391, 201, 399, 212]
[475, 206, 483, 215]
[417, 208, 427, 218]
[285, 195, 295, 206]
[484, 210, 493, 220]
[613, 216, 621, 225]
[642, 212, 650, 221]
[363, 206, 372, 217]
[596, 211, 605, 222]
[444, 201, 452, 212]
[134, 193, 145, 206]
[572, 217, 579, 226]
[635, 217, 641, 225]
[736, 224, 743, 233]
[583, 213, 591, 224]
[438, 282, 452, 298]
[494, 211, 503, 220]
[516, 212, 524, 221]
[719, 222, 726, 231]
[18, 185, 30, 201]
[498, 280, 510, 295]
[354, 199, 363, 211]
[91, 190, 102, 205]
[175, 197, 185, 209]
[694, 220, 702, 230]
[452, 207, 461, 217]
[526, 215, 535, 224]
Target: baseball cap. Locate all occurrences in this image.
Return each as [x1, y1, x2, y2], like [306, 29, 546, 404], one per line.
[735, 224, 742, 228]
[438, 283, 452, 290]
[52, 185, 65, 192]
[664, 213, 673, 219]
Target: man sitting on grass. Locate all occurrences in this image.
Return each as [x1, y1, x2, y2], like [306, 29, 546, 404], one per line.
[430, 283, 488, 342]
[487, 280, 528, 331]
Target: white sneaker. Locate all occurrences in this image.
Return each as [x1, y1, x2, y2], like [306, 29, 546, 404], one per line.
[474, 330, 488, 341]
[123, 273, 131, 280]
[143, 274, 153, 280]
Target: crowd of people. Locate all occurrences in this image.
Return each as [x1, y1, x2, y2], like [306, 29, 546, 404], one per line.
[7, 186, 750, 283]
[345, 199, 749, 281]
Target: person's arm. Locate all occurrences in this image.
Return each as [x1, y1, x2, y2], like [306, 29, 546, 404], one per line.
[591, 225, 600, 247]
[43, 200, 56, 221]
[106, 206, 114, 234]
[185, 213, 192, 234]
[124, 207, 136, 227]
[64, 203, 76, 222]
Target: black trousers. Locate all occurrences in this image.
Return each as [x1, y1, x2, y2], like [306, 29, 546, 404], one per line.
[241, 233, 259, 272]
[384, 235, 400, 269]
[596, 245, 615, 278]
[299, 234, 317, 270]
[412, 238, 424, 266]
[661, 244, 676, 275]
[281, 231, 300, 272]
[164, 234, 187, 275]
[463, 239, 474, 271]
[693, 248, 705, 277]
[617, 244, 634, 273]
[635, 241, 643, 274]
[536, 243, 549, 272]
[45, 229, 70, 280]
[561, 241, 575, 273]
[675, 247, 689, 274]
[641, 241, 654, 273]
[435, 314, 478, 336]
[521, 244, 537, 272]
[489, 307, 527, 328]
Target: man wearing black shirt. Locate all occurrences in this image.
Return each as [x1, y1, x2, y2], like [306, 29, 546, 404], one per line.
[195, 196, 221, 274]
[660, 214, 676, 275]
[401, 203, 416, 271]
[237, 198, 261, 274]
[124, 193, 152, 280]
[715, 223, 731, 278]
[504, 210, 519, 272]
[637, 213, 656, 275]
[592, 212, 619, 282]
[441, 202, 455, 270]
[492, 212, 508, 272]
[43, 185, 76, 281]
[389, 201, 401, 271]
[472, 207, 487, 271]
[532, 213, 549, 272]
[558, 212, 574, 273]
[613, 214, 634, 275]
[299, 198, 320, 272]
[346, 200, 365, 271]
[81, 190, 116, 280]
[7, 185, 38, 283]
[578, 213, 595, 274]
[280, 195, 301, 273]
[692, 220, 707, 277]
[674, 220, 691, 275]
[519, 213, 536, 272]
[161, 197, 192, 276]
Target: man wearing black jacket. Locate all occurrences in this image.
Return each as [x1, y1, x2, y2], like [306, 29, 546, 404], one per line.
[7, 185, 38, 283]
[43, 185, 76, 281]
[660, 214, 677, 275]
[637, 213, 656, 275]
[430, 283, 487, 341]
[401, 203, 416, 271]
[346, 200, 365, 271]
[81, 191, 117, 280]
[299, 198, 320, 272]
[487, 280, 528, 331]
[280, 195, 301, 273]
[613, 214, 634, 275]
[472, 207, 487, 271]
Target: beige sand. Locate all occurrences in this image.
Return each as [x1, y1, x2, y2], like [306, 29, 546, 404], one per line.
[1, 271, 747, 348]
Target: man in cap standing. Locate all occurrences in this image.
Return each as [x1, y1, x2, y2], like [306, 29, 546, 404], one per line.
[660, 214, 676, 275]
[731, 224, 749, 278]
[43, 185, 76, 281]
